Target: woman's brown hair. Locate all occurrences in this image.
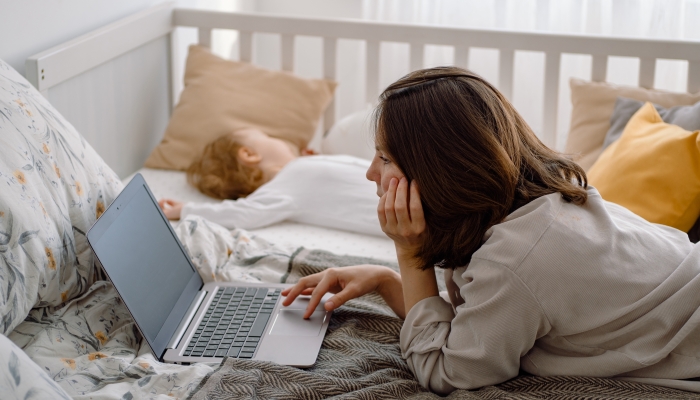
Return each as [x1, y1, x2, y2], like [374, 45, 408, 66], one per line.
[187, 132, 264, 199]
[374, 67, 587, 270]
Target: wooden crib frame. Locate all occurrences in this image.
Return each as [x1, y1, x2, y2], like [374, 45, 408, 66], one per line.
[24, 2, 700, 177]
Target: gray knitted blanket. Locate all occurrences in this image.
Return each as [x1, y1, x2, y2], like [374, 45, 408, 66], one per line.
[188, 249, 699, 400]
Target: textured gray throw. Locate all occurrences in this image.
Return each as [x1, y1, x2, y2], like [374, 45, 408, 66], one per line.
[188, 249, 700, 400]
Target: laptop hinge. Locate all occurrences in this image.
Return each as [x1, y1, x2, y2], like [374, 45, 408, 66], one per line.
[167, 290, 207, 350]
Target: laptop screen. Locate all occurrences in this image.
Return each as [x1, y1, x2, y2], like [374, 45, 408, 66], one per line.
[88, 175, 202, 359]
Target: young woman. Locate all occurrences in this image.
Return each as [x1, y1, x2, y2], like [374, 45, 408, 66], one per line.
[158, 128, 384, 236]
[281, 67, 700, 394]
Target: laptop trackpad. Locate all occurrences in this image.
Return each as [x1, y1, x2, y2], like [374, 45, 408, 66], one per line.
[269, 309, 325, 336]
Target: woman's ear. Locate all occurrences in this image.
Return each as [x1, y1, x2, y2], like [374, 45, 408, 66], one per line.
[237, 146, 262, 166]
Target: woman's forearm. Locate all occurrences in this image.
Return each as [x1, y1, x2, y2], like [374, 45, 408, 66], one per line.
[396, 249, 440, 317]
[376, 267, 406, 318]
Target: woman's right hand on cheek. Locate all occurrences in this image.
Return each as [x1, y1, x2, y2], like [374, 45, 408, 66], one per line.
[379, 177, 426, 259]
[281, 265, 397, 319]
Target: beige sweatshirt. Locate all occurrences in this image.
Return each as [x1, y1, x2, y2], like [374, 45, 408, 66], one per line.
[401, 187, 700, 395]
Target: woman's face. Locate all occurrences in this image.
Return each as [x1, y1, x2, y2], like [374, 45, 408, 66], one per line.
[366, 144, 405, 197]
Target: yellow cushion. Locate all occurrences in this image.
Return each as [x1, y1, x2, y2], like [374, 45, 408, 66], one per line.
[588, 102, 700, 231]
[565, 79, 700, 171]
[145, 45, 337, 170]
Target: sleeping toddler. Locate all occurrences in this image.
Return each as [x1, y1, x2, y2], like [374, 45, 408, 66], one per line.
[158, 128, 384, 236]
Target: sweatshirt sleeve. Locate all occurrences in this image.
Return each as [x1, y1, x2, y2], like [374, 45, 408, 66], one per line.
[400, 259, 549, 395]
[180, 194, 297, 230]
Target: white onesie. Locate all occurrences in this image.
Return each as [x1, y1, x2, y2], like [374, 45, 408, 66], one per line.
[180, 155, 384, 237]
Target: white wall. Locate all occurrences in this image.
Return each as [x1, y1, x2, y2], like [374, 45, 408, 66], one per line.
[0, 0, 170, 77]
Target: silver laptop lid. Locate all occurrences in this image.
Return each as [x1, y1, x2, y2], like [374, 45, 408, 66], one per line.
[87, 173, 203, 361]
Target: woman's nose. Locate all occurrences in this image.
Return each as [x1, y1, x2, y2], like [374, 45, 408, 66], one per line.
[366, 163, 378, 182]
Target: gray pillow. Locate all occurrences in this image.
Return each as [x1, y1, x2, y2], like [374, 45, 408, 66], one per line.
[603, 97, 700, 150]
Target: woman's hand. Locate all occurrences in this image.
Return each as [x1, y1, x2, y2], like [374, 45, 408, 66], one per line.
[158, 199, 184, 220]
[281, 265, 405, 319]
[379, 178, 439, 315]
[379, 177, 426, 261]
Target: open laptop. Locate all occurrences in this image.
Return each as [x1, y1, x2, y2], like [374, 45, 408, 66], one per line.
[87, 173, 331, 366]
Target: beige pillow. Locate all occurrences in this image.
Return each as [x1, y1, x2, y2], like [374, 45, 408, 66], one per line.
[565, 78, 700, 171]
[145, 45, 337, 170]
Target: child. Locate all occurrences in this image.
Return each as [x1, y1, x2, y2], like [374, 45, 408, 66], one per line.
[159, 128, 384, 237]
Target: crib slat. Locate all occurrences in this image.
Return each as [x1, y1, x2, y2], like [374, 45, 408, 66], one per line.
[410, 43, 424, 72]
[499, 49, 514, 100]
[323, 37, 337, 132]
[591, 55, 607, 82]
[543, 51, 561, 149]
[198, 28, 212, 48]
[688, 61, 700, 93]
[366, 40, 380, 105]
[281, 34, 295, 72]
[639, 58, 656, 89]
[239, 31, 252, 63]
[454, 45, 469, 69]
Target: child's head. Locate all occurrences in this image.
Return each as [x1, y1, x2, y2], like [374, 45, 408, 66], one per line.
[187, 128, 298, 199]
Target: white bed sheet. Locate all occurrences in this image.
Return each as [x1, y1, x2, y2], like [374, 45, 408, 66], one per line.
[125, 168, 398, 262]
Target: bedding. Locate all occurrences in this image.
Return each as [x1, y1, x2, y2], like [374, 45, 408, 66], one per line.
[145, 45, 337, 170]
[10, 214, 698, 399]
[0, 59, 122, 335]
[604, 97, 700, 149]
[321, 105, 376, 161]
[5, 215, 411, 398]
[565, 78, 700, 171]
[588, 103, 700, 231]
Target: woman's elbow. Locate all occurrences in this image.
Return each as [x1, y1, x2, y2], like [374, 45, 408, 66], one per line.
[409, 350, 516, 395]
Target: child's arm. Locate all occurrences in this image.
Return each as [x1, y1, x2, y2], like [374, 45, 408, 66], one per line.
[180, 194, 296, 230]
[158, 199, 184, 220]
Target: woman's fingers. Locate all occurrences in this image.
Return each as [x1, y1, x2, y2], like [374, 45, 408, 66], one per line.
[305, 272, 339, 318]
[383, 178, 399, 227]
[394, 177, 411, 227]
[281, 273, 324, 306]
[409, 180, 426, 231]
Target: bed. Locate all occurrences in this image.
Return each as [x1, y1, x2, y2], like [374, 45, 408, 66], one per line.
[3, 2, 700, 399]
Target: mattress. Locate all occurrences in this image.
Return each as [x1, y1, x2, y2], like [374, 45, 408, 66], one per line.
[125, 168, 398, 262]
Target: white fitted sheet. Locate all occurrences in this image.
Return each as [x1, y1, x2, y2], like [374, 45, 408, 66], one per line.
[124, 168, 398, 262]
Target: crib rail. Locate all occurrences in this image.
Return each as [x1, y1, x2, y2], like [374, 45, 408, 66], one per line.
[175, 8, 700, 149]
[23, 3, 700, 177]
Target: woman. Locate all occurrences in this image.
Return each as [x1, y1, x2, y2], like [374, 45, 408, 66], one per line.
[281, 67, 700, 394]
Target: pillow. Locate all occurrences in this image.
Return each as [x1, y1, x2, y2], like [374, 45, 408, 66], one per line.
[0, 334, 72, 399]
[565, 78, 700, 171]
[0, 59, 122, 334]
[145, 45, 337, 171]
[603, 97, 700, 149]
[321, 105, 376, 161]
[588, 102, 700, 232]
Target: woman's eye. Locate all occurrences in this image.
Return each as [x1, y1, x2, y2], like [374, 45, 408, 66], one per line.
[379, 156, 390, 164]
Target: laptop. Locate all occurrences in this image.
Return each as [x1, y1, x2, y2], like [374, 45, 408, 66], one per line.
[87, 173, 331, 367]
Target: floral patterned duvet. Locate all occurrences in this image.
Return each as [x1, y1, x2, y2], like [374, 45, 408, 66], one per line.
[7, 216, 306, 399]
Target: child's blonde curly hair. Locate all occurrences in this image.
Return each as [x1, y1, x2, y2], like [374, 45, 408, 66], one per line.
[187, 132, 264, 199]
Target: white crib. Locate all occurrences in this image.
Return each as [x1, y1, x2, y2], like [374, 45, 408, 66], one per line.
[24, 2, 700, 178]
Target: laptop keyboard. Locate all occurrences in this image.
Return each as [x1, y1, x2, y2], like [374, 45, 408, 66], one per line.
[184, 287, 280, 359]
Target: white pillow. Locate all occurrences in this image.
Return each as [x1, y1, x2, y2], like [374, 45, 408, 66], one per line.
[321, 106, 376, 161]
